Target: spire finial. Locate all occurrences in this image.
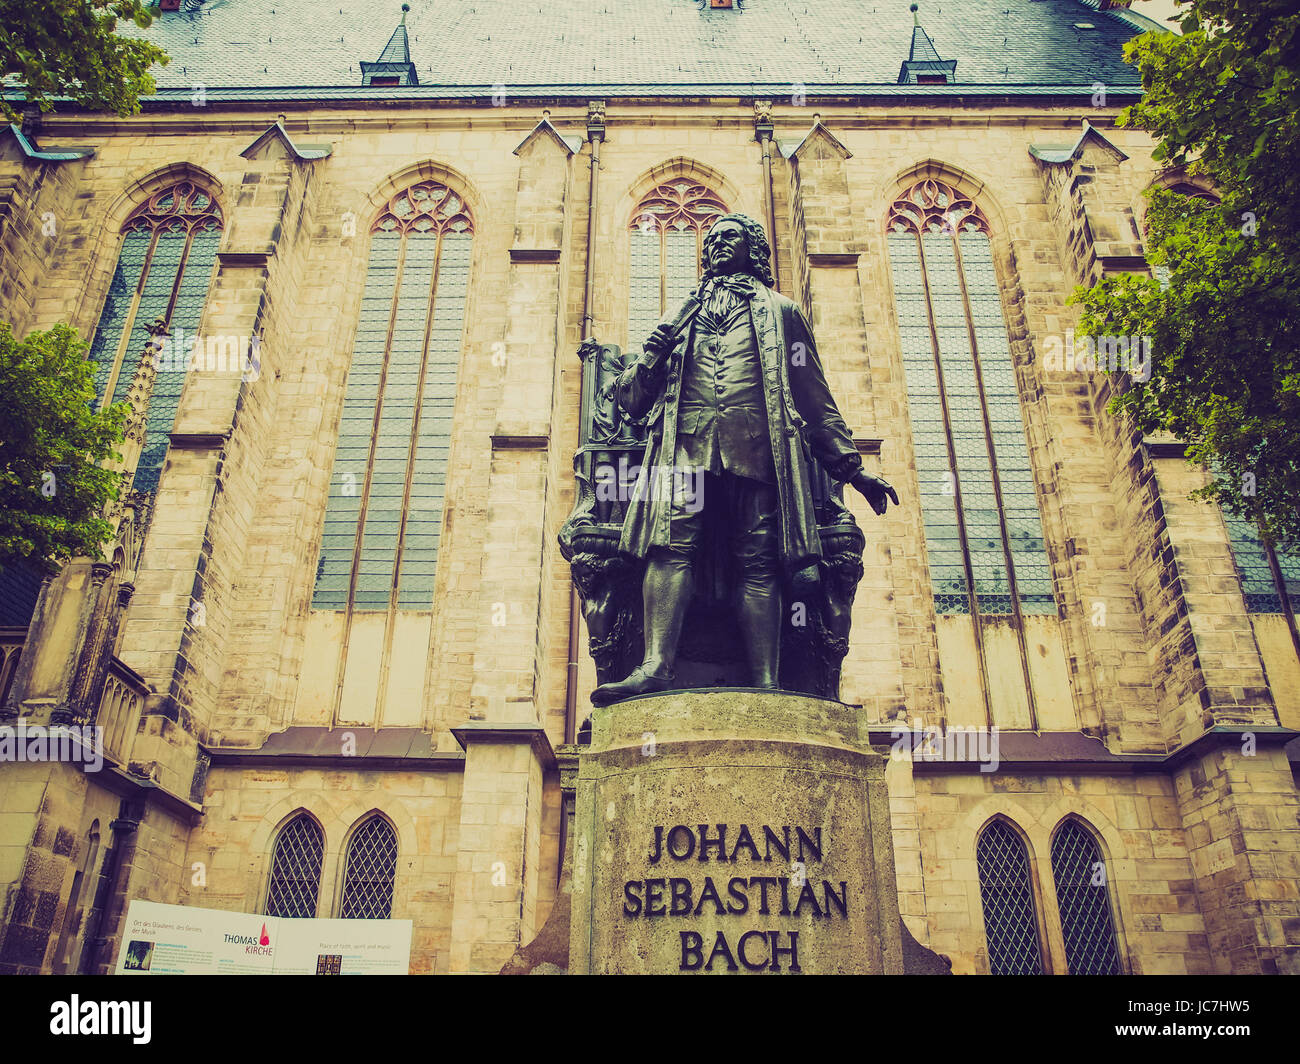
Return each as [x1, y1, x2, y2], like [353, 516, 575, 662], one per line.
[911, 2, 920, 26]
[401, 2, 409, 23]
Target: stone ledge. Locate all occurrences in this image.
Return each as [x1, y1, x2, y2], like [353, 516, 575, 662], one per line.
[808, 252, 859, 268]
[205, 725, 465, 771]
[509, 248, 562, 263]
[490, 433, 549, 450]
[216, 250, 273, 268]
[451, 720, 557, 773]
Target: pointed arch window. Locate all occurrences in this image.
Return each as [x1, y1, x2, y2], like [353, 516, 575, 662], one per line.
[885, 179, 1055, 620]
[628, 180, 728, 345]
[87, 181, 223, 494]
[265, 813, 324, 919]
[313, 182, 474, 612]
[1050, 818, 1122, 974]
[976, 819, 1045, 975]
[338, 815, 398, 919]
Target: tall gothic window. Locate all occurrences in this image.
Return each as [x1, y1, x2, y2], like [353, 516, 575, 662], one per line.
[628, 180, 728, 345]
[886, 179, 1055, 620]
[313, 182, 473, 612]
[338, 815, 398, 919]
[1050, 818, 1122, 975]
[265, 813, 325, 919]
[88, 181, 223, 494]
[976, 819, 1045, 975]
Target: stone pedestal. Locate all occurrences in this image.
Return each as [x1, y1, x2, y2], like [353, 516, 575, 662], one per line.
[568, 689, 904, 974]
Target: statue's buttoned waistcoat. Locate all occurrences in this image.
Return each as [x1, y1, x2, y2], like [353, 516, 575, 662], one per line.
[675, 292, 776, 484]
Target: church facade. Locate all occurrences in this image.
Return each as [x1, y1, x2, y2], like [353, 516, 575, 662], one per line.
[1, 0, 1297, 976]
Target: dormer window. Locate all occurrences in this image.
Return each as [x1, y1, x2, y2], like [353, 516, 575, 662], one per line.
[898, 4, 957, 86]
[361, 4, 419, 87]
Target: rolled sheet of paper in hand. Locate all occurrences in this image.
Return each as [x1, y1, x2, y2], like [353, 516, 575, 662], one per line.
[639, 293, 701, 372]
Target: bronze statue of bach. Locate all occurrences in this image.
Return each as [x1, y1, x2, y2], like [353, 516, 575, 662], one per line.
[590, 214, 898, 705]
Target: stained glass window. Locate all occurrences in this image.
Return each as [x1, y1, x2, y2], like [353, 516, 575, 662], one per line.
[1219, 501, 1300, 621]
[313, 182, 473, 611]
[628, 180, 728, 343]
[886, 180, 1055, 617]
[265, 813, 324, 919]
[1051, 818, 1122, 975]
[977, 819, 1045, 975]
[87, 181, 223, 494]
[339, 816, 398, 919]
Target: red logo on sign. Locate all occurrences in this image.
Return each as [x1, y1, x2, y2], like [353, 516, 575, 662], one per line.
[260, 924, 270, 946]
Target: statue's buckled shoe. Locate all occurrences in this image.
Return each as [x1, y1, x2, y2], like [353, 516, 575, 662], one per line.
[590, 665, 674, 707]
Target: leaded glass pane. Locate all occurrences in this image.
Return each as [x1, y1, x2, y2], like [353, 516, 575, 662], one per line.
[889, 230, 968, 614]
[312, 192, 473, 613]
[665, 228, 699, 311]
[1223, 512, 1284, 613]
[1277, 542, 1300, 606]
[888, 214, 1057, 618]
[629, 230, 662, 349]
[627, 182, 720, 355]
[109, 229, 184, 407]
[355, 233, 438, 610]
[923, 233, 1015, 615]
[90, 228, 150, 400]
[398, 233, 470, 608]
[88, 184, 222, 498]
[339, 817, 398, 919]
[314, 233, 403, 609]
[265, 814, 324, 919]
[1051, 819, 1122, 975]
[959, 233, 1055, 615]
[977, 820, 1044, 975]
[132, 228, 220, 493]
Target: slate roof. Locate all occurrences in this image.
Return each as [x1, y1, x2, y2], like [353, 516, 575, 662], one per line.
[120, 0, 1149, 96]
[908, 22, 945, 66]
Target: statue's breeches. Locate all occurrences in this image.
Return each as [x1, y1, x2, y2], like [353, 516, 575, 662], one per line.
[662, 470, 779, 576]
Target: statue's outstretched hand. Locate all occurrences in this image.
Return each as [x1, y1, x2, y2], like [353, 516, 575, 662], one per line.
[851, 471, 900, 516]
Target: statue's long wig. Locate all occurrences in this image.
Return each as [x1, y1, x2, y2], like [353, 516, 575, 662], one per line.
[702, 213, 774, 287]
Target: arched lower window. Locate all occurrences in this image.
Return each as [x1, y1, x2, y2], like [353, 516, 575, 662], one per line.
[976, 819, 1044, 975]
[338, 815, 398, 919]
[88, 181, 223, 493]
[886, 179, 1055, 619]
[628, 179, 728, 345]
[313, 181, 473, 612]
[265, 813, 325, 919]
[1050, 818, 1122, 974]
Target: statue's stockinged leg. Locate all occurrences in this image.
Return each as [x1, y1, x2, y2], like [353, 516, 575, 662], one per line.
[590, 549, 692, 706]
[736, 569, 781, 689]
[733, 479, 781, 689]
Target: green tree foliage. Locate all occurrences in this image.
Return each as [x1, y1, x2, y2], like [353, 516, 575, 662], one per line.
[1074, 1, 1300, 549]
[0, 0, 168, 123]
[0, 323, 125, 572]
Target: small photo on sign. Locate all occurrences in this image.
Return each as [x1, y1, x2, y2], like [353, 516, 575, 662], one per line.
[123, 941, 154, 972]
[315, 954, 342, 975]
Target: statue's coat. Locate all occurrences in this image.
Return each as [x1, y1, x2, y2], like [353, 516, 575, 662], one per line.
[616, 283, 860, 571]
